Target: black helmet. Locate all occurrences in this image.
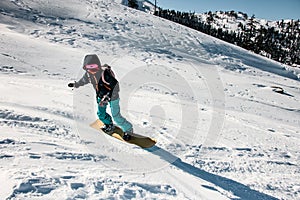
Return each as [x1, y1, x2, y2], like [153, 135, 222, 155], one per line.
[82, 54, 101, 69]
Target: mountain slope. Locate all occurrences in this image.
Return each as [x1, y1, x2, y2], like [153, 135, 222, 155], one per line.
[154, 6, 300, 68]
[0, 0, 299, 199]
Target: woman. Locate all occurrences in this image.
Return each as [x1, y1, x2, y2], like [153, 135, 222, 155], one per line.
[68, 54, 132, 141]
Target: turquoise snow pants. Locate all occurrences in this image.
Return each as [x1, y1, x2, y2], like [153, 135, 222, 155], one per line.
[97, 98, 133, 132]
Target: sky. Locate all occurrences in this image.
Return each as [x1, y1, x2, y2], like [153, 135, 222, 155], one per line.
[155, 0, 300, 21]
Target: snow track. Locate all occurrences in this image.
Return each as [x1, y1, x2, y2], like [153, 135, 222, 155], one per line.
[0, 0, 300, 199]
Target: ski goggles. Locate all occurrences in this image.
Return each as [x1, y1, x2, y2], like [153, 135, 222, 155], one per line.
[83, 64, 99, 73]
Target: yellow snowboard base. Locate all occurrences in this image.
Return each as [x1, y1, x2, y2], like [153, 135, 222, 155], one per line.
[90, 119, 157, 148]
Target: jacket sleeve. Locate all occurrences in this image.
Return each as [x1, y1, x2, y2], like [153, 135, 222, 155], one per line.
[75, 72, 89, 88]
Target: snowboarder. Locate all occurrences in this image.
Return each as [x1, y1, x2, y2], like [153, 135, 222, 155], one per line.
[68, 54, 132, 141]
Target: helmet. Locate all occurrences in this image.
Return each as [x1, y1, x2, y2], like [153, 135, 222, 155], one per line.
[82, 54, 101, 73]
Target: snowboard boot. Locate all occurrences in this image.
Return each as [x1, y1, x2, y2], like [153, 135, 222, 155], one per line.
[101, 123, 115, 133]
[123, 133, 131, 141]
[123, 129, 133, 141]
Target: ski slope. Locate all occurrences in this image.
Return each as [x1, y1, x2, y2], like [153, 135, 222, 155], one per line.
[0, 0, 299, 199]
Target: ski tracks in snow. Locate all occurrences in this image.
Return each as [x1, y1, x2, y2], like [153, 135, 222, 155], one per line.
[0, 0, 299, 199]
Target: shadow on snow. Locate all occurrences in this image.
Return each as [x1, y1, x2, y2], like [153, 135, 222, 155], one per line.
[147, 146, 278, 200]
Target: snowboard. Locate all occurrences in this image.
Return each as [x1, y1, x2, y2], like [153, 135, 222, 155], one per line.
[90, 119, 157, 148]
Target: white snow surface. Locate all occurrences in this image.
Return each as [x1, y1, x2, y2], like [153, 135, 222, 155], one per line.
[0, 0, 300, 199]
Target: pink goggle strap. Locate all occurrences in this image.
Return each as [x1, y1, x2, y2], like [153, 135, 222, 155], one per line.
[84, 64, 99, 70]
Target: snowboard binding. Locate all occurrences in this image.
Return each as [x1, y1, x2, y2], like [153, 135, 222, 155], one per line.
[123, 133, 131, 141]
[101, 123, 115, 133]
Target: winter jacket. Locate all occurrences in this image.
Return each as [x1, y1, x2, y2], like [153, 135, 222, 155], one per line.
[75, 54, 120, 101]
[75, 69, 119, 100]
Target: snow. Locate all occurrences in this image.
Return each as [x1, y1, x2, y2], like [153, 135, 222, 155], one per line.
[0, 0, 300, 199]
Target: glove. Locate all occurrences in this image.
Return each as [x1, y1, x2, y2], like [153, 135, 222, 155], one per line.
[68, 82, 79, 88]
[99, 94, 111, 107]
[68, 82, 75, 87]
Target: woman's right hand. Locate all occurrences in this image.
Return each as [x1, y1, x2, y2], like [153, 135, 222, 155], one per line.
[68, 82, 75, 87]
